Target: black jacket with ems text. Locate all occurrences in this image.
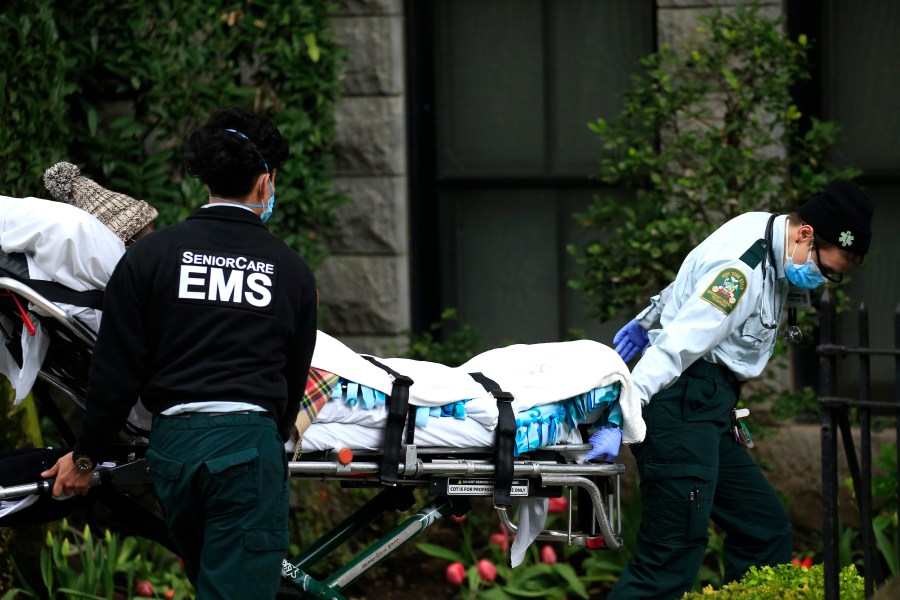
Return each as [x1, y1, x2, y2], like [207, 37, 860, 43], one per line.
[76, 205, 317, 456]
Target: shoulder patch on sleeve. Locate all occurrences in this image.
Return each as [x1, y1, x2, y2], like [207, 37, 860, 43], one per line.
[700, 268, 748, 316]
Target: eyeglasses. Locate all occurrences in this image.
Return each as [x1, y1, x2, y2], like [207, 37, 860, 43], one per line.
[813, 238, 843, 283]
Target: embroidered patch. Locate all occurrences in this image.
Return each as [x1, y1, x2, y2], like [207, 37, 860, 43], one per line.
[839, 230, 854, 247]
[701, 269, 748, 316]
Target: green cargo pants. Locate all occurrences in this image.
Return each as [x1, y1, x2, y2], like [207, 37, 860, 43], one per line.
[609, 360, 792, 600]
[146, 412, 289, 599]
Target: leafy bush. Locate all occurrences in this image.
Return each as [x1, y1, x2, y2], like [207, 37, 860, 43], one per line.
[405, 309, 484, 367]
[682, 563, 864, 599]
[569, 4, 857, 321]
[0, 0, 345, 267]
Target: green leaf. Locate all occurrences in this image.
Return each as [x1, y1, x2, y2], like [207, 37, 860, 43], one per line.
[304, 32, 320, 62]
[721, 67, 740, 90]
[415, 543, 464, 562]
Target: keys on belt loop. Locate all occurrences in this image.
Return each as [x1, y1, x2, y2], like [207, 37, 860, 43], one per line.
[731, 408, 754, 449]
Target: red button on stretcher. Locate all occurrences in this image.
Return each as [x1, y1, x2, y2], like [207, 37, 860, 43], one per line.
[337, 448, 353, 465]
[586, 536, 607, 550]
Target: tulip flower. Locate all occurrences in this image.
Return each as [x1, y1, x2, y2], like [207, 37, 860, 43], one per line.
[548, 497, 568, 514]
[477, 559, 497, 582]
[135, 580, 154, 597]
[446, 561, 466, 586]
[164, 590, 176, 600]
[490, 531, 509, 553]
[540, 545, 558, 565]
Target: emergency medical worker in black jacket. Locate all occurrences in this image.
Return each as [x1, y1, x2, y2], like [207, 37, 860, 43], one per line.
[44, 107, 318, 599]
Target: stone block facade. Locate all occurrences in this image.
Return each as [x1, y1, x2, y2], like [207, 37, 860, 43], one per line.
[324, 0, 408, 355]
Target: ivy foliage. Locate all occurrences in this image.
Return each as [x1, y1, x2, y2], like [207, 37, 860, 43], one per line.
[0, 0, 346, 266]
[569, 4, 858, 320]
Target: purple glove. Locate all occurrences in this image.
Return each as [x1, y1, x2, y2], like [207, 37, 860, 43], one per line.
[585, 427, 622, 462]
[613, 319, 649, 362]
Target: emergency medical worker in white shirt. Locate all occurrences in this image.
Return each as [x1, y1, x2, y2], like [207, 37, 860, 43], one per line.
[607, 180, 874, 600]
[44, 107, 318, 599]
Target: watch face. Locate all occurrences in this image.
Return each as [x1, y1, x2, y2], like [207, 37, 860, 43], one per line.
[74, 455, 95, 472]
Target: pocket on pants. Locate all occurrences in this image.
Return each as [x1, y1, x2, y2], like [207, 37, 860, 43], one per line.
[145, 448, 184, 480]
[683, 377, 730, 425]
[204, 447, 260, 510]
[641, 462, 714, 544]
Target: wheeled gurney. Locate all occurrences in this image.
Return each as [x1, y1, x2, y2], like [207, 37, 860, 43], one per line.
[0, 276, 641, 598]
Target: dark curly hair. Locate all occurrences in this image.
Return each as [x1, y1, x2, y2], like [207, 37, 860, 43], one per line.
[184, 107, 289, 198]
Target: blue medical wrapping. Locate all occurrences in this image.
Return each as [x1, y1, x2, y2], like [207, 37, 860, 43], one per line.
[415, 406, 430, 428]
[607, 402, 623, 427]
[515, 428, 529, 454]
[360, 386, 376, 410]
[345, 382, 360, 407]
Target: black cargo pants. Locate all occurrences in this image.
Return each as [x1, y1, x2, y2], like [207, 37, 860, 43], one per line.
[609, 360, 792, 600]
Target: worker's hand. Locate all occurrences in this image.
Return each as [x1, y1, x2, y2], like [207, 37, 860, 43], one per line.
[585, 427, 622, 462]
[613, 319, 649, 362]
[41, 452, 93, 498]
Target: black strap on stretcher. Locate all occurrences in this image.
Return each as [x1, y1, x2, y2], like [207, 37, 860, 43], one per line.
[360, 355, 414, 485]
[468, 372, 516, 507]
[0, 251, 104, 309]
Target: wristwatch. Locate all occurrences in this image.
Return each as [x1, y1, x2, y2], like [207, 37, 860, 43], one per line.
[72, 451, 96, 473]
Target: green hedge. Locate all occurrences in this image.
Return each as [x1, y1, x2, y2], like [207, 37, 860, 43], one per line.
[0, 0, 345, 266]
[683, 564, 864, 599]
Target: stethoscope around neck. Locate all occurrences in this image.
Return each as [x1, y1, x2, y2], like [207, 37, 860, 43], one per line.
[759, 214, 803, 343]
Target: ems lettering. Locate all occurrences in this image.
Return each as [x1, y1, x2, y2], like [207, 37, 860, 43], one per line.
[178, 265, 273, 307]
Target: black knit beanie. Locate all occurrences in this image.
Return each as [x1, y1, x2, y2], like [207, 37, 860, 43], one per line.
[798, 179, 873, 255]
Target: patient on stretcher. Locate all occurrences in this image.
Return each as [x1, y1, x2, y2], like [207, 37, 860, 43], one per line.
[0, 162, 156, 403]
[290, 330, 645, 461]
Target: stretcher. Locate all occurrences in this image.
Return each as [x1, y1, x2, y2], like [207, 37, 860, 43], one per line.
[0, 275, 640, 599]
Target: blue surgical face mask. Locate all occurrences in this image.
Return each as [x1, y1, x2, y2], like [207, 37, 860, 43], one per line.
[784, 241, 828, 289]
[236, 178, 275, 222]
[259, 180, 275, 223]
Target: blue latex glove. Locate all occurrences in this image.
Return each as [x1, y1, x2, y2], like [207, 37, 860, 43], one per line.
[585, 427, 622, 462]
[613, 319, 649, 362]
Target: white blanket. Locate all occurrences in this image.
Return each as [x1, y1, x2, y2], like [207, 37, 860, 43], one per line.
[312, 331, 646, 444]
[0, 196, 125, 402]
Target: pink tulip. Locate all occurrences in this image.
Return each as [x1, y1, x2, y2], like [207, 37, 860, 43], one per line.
[477, 559, 497, 582]
[548, 497, 568, 514]
[135, 580, 154, 597]
[490, 531, 509, 553]
[446, 561, 466, 586]
[540, 545, 558, 565]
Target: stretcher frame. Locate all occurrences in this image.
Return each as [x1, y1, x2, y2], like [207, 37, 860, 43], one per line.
[0, 276, 626, 599]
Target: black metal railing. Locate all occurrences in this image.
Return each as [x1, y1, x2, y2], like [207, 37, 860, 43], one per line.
[819, 289, 900, 599]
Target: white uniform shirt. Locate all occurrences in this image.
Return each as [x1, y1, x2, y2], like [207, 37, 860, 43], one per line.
[631, 212, 790, 406]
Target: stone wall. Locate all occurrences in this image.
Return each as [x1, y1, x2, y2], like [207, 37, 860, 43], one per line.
[657, 0, 783, 56]
[322, 0, 409, 355]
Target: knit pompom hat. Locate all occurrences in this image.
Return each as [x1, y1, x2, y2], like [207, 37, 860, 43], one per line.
[43, 162, 158, 243]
